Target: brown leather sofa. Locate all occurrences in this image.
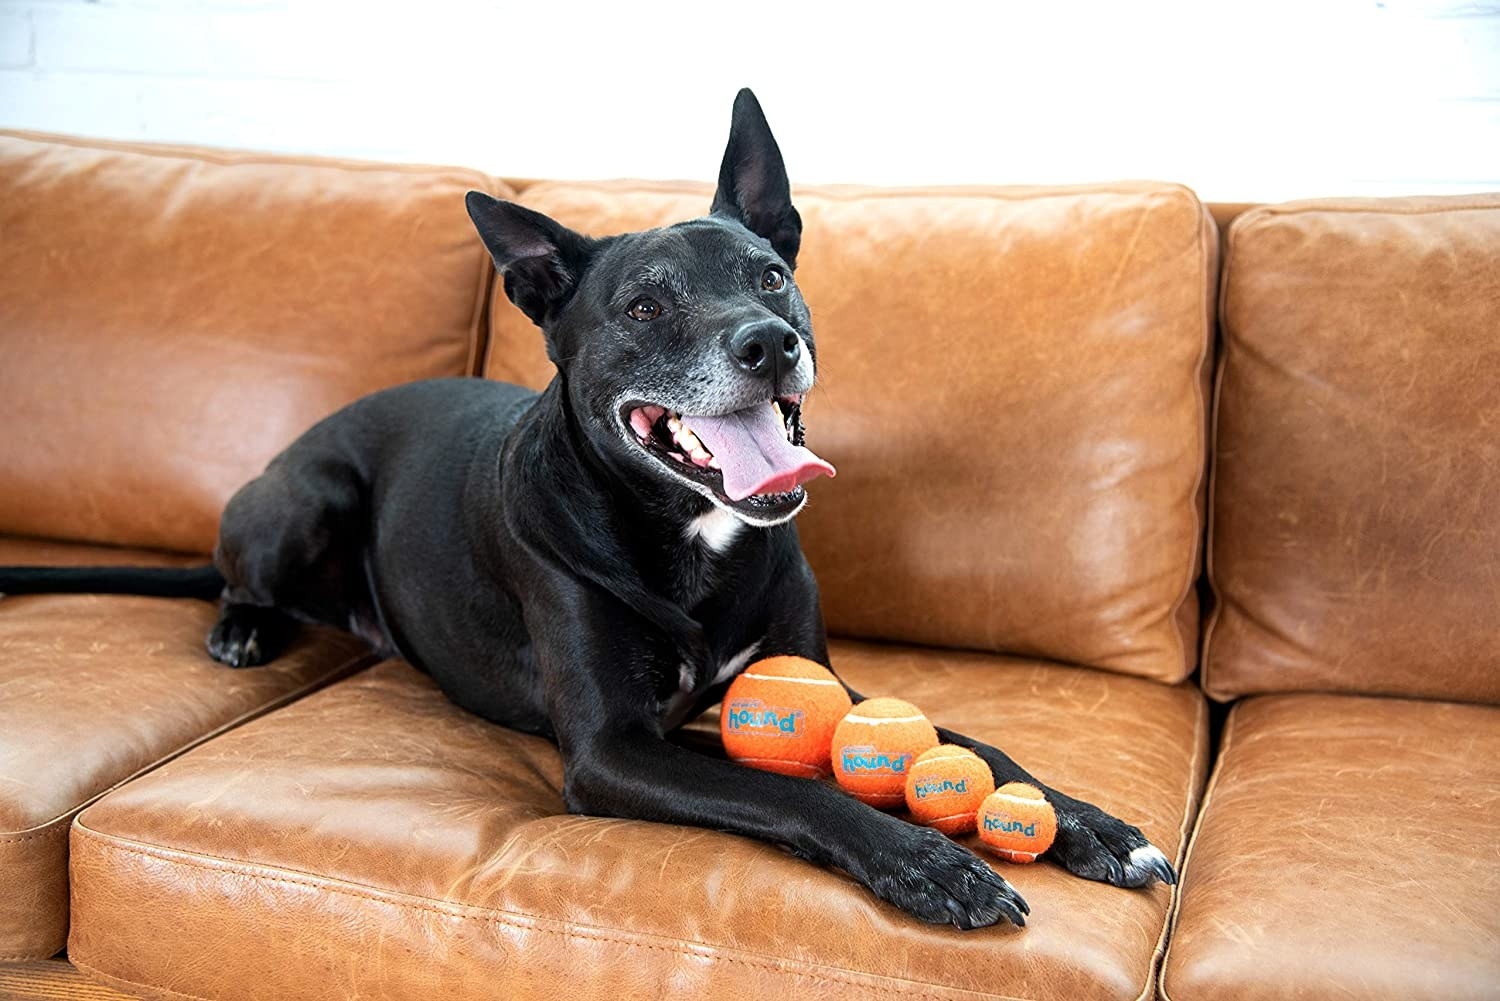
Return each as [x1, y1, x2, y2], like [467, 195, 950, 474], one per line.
[0, 130, 1494, 1001]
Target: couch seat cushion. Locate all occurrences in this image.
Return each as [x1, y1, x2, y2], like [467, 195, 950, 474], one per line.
[69, 641, 1206, 1001]
[0, 536, 370, 961]
[1162, 693, 1500, 1001]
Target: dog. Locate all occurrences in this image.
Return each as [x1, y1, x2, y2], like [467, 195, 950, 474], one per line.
[0, 89, 1174, 928]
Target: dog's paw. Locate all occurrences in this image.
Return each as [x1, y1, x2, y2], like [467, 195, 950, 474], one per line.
[1046, 794, 1176, 888]
[206, 613, 267, 668]
[856, 823, 1029, 929]
[206, 604, 291, 668]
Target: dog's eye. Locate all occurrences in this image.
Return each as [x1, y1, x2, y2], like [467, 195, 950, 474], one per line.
[627, 296, 662, 322]
[761, 267, 786, 292]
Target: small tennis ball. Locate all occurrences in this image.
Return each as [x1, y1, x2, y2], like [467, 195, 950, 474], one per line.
[832, 697, 939, 808]
[904, 746, 996, 834]
[977, 782, 1058, 863]
[720, 656, 852, 779]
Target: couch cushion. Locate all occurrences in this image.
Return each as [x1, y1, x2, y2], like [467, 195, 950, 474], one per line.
[0, 536, 370, 961]
[1205, 195, 1500, 703]
[485, 180, 1216, 684]
[1162, 693, 1500, 1001]
[69, 641, 1207, 1000]
[0, 130, 504, 555]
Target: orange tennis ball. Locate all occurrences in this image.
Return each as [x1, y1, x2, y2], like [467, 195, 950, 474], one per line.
[903, 746, 996, 834]
[720, 656, 852, 778]
[832, 697, 939, 808]
[978, 782, 1058, 863]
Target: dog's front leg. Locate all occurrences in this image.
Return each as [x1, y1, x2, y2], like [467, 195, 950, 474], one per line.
[931, 725, 1178, 887]
[839, 681, 1176, 888]
[830, 676, 1174, 888]
[522, 573, 1025, 928]
[763, 556, 1175, 888]
[559, 724, 1028, 929]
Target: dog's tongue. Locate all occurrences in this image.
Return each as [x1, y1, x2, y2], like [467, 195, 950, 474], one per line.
[683, 405, 835, 501]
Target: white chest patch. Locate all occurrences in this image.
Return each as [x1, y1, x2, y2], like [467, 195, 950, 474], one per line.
[685, 508, 743, 553]
[661, 640, 762, 731]
[712, 641, 762, 687]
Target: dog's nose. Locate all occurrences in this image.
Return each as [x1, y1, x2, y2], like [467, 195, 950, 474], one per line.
[729, 321, 801, 380]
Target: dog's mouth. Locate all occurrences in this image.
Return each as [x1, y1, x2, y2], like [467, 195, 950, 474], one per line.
[622, 396, 836, 514]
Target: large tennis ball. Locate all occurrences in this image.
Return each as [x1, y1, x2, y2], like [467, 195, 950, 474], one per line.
[832, 697, 939, 808]
[903, 745, 996, 834]
[720, 656, 852, 778]
[977, 782, 1058, 862]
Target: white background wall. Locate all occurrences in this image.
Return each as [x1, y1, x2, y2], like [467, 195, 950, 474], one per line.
[1, 0, 1496, 203]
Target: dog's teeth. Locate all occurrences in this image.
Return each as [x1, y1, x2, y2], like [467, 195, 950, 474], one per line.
[772, 401, 783, 421]
[690, 453, 714, 468]
[707, 456, 721, 470]
[677, 428, 703, 452]
[667, 416, 682, 434]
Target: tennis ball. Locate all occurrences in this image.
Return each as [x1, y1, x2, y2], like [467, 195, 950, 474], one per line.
[977, 782, 1058, 863]
[903, 746, 996, 834]
[832, 697, 939, 808]
[720, 656, 852, 778]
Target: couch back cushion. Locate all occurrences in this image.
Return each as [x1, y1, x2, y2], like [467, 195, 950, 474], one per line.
[0, 132, 501, 555]
[486, 180, 1215, 683]
[1205, 195, 1500, 703]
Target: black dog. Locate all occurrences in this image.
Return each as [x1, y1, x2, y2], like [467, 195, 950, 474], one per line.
[0, 90, 1173, 928]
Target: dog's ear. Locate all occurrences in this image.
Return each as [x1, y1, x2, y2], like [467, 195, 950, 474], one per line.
[710, 88, 802, 268]
[465, 192, 594, 327]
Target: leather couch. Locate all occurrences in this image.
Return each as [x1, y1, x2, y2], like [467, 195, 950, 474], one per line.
[0, 130, 1494, 1001]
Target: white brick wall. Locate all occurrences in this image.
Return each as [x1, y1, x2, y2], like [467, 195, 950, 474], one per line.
[0, 0, 1496, 202]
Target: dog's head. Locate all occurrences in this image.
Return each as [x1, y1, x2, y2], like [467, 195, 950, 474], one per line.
[466, 89, 832, 528]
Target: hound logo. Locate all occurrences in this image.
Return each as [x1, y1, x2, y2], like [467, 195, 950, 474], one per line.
[983, 815, 1038, 837]
[840, 746, 912, 775]
[724, 698, 804, 737]
[912, 777, 969, 800]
